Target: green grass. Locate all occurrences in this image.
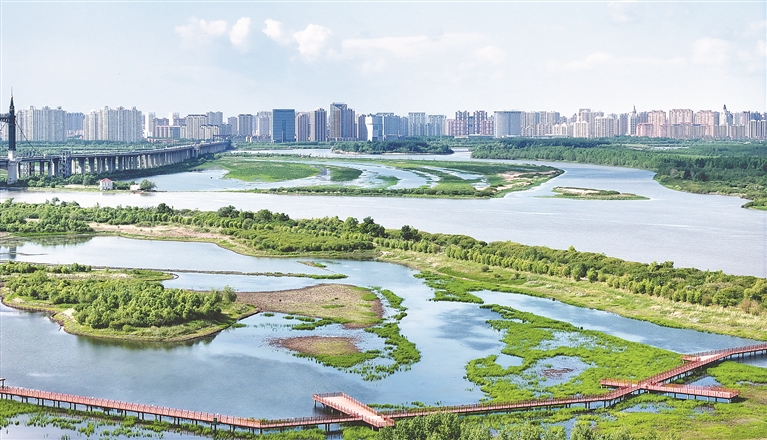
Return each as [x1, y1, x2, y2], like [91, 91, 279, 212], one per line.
[327, 165, 363, 182]
[198, 156, 321, 182]
[216, 154, 561, 197]
[467, 304, 681, 401]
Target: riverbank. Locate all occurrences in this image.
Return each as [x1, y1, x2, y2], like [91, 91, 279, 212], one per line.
[10, 218, 765, 341]
[0, 267, 258, 342]
[379, 249, 767, 341]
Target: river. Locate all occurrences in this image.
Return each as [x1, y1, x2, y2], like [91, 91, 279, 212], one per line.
[1, 151, 763, 277]
[0, 152, 765, 438]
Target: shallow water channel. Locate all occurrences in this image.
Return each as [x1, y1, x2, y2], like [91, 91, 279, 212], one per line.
[1, 236, 764, 425]
[3, 152, 764, 277]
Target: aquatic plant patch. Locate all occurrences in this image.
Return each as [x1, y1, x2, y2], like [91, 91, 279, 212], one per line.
[466, 304, 681, 402]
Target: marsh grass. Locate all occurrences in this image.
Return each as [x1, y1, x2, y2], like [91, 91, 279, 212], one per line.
[381, 249, 767, 341]
[466, 304, 680, 402]
[327, 166, 364, 182]
[198, 157, 320, 182]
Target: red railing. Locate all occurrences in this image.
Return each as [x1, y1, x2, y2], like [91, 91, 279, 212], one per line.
[2, 343, 764, 430]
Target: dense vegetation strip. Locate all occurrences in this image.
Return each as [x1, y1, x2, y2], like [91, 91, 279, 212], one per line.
[0, 200, 763, 322]
[470, 139, 767, 208]
[0, 261, 251, 341]
[331, 139, 453, 154]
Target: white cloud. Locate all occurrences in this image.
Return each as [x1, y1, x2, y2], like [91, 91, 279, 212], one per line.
[340, 33, 488, 60]
[691, 38, 730, 66]
[557, 52, 686, 73]
[229, 17, 251, 50]
[175, 18, 228, 47]
[176, 17, 253, 51]
[474, 45, 507, 65]
[263, 19, 292, 45]
[607, 1, 640, 23]
[293, 24, 333, 60]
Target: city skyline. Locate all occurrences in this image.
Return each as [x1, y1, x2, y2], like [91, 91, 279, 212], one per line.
[0, 2, 764, 116]
[7, 101, 766, 142]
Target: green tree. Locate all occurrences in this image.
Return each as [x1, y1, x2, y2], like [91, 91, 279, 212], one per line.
[570, 422, 595, 440]
[139, 179, 156, 191]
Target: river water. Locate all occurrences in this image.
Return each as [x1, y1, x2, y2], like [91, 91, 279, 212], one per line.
[0, 152, 765, 438]
[2, 151, 763, 276]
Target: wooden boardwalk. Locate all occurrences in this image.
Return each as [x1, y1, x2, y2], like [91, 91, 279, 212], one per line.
[313, 392, 394, 428]
[1, 342, 765, 431]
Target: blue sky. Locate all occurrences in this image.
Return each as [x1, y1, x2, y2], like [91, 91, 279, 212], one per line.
[1, 1, 765, 117]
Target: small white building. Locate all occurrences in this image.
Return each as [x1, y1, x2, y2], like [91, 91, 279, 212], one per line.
[130, 184, 141, 191]
[99, 178, 114, 191]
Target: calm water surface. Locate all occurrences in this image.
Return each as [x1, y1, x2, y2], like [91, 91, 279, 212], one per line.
[1, 237, 764, 422]
[1, 153, 765, 438]
[3, 152, 763, 276]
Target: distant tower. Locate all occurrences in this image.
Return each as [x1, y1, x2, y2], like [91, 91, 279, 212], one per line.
[0, 95, 19, 183]
[1, 96, 17, 157]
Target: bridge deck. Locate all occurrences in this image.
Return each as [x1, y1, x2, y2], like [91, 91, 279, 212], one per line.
[1, 343, 764, 430]
[313, 392, 393, 428]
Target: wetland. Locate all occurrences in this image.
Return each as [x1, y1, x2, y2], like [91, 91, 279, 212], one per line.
[1, 150, 766, 439]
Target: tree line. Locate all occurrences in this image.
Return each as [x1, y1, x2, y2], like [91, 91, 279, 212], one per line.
[331, 140, 453, 155]
[470, 142, 767, 206]
[0, 200, 763, 312]
[2, 264, 226, 330]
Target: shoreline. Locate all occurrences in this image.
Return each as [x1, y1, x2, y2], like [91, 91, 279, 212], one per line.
[0, 288, 259, 343]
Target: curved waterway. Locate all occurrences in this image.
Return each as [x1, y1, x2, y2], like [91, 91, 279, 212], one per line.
[1, 236, 765, 427]
[2, 151, 763, 276]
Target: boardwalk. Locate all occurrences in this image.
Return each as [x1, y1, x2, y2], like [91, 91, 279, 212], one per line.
[1, 342, 765, 431]
[313, 392, 394, 428]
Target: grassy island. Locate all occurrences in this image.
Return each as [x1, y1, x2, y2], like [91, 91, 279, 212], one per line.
[236, 283, 418, 379]
[549, 187, 649, 200]
[0, 262, 255, 342]
[186, 153, 564, 198]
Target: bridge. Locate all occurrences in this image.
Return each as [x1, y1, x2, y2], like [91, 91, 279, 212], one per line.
[1, 343, 764, 433]
[1, 97, 230, 183]
[0, 141, 230, 182]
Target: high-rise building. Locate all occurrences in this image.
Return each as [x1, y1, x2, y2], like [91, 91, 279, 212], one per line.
[364, 115, 383, 141]
[357, 114, 368, 141]
[295, 112, 310, 142]
[408, 112, 427, 137]
[309, 108, 327, 142]
[206, 111, 224, 126]
[227, 116, 238, 135]
[669, 109, 694, 125]
[593, 115, 616, 138]
[237, 114, 254, 137]
[82, 106, 143, 142]
[66, 112, 84, 138]
[184, 114, 207, 140]
[378, 113, 406, 140]
[694, 110, 718, 137]
[329, 103, 356, 140]
[145, 113, 156, 139]
[474, 111, 492, 135]
[271, 109, 296, 143]
[426, 115, 446, 137]
[256, 111, 272, 138]
[647, 110, 667, 138]
[18, 106, 67, 142]
[494, 111, 522, 138]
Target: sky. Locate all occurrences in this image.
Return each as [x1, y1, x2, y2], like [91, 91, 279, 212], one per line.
[1, 1, 765, 118]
